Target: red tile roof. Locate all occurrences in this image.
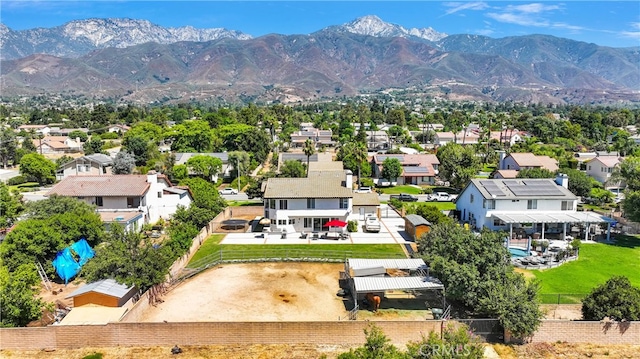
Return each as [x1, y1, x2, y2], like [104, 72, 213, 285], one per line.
[47, 175, 150, 197]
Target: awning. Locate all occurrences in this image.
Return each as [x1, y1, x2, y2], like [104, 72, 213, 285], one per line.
[353, 276, 444, 293]
[491, 211, 616, 224]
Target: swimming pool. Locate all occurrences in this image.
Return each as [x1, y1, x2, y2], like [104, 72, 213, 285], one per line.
[509, 247, 530, 258]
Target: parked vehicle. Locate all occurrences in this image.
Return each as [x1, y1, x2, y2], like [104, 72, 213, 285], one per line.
[389, 193, 419, 202]
[355, 186, 372, 193]
[364, 215, 381, 233]
[219, 188, 238, 195]
[427, 192, 456, 202]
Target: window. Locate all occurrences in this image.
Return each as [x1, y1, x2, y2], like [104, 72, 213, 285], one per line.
[157, 191, 162, 198]
[561, 201, 573, 211]
[493, 218, 504, 227]
[279, 200, 288, 209]
[304, 218, 312, 227]
[278, 219, 286, 225]
[470, 194, 474, 203]
[339, 198, 348, 209]
[269, 199, 276, 209]
[288, 219, 295, 225]
[127, 197, 134, 208]
[588, 166, 591, 171]
[527, 199, 537, 209]
[307, 198, 315, 209]
[483, 199, 495, 209]
[95, 196, 103, 207]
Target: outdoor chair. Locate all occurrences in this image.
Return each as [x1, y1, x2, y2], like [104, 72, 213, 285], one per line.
[300, 232, 308, 239]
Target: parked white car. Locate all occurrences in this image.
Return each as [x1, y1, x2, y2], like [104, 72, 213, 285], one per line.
[355, 186, 372, 193]
[365, 215, 381, 233]
[427, 192, 457, 202]
[219, 188, 238, 195]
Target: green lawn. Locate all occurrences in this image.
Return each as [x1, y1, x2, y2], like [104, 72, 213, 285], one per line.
[529, 235, 640, 303]
[380, 185, 422, 195]
[405, 201, 456, 211]
[186, 234, 407, 269]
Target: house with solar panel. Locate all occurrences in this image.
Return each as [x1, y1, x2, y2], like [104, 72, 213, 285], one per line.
[455, 176, 615, 241]
[372, 154, 440, 185]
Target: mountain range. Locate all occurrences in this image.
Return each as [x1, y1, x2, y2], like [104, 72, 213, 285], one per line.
[1, 15, 638, 104]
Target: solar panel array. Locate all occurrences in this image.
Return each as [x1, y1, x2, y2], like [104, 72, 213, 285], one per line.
[404, 166, 429, 173]
[504, 180, 564, 196]
[379, 154, 405, 163]
[480, 180, 506, 197]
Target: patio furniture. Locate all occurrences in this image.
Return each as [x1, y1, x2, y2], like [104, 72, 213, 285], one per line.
[312, 232, 319, 240]
[300, 232, 308, 239]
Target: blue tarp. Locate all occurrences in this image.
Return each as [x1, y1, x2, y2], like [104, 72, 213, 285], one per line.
[52, 247, 81, 284]
[70, 238, 95, 266]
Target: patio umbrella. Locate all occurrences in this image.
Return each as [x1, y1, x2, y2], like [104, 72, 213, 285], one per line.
[324, 219, 348, 228]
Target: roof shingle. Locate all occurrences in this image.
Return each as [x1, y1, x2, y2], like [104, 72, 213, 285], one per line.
[48, 175, 150, 197]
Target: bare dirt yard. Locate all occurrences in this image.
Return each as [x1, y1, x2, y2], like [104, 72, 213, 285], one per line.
[141, 262, 350, 322]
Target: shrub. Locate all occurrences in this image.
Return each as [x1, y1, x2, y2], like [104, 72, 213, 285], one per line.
[347, 220, 358, 232]
[389, 198, 403, 209]
[6, 175, 26, 186]
[582, 276, 640, 321]
[100, 132, 119, 140]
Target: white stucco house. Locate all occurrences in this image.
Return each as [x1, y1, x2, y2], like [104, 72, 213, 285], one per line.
[455, 176, 614, 241]
[262, 170, 356, 234]
[47, 171, 193, 226]
[585, 156, 622, 188]
[56, 154, 114, 181]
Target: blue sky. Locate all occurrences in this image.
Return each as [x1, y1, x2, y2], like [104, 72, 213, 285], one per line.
[1, 1, 639, 48]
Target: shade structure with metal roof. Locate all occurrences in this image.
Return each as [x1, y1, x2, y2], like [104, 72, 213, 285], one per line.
[347, 258, 428, 271]
[492, 211, 616, 224]
[352, 276, 444, 294]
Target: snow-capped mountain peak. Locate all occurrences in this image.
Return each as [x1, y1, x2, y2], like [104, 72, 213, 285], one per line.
[339, 15, 447, 41]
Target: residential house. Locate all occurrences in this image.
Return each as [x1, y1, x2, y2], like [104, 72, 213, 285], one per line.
[455, 176, 614, 240]
[490, 130, 524, 146]
[434, 130, 480, 146]
[34, 136, 82, 154]
[262, 170, 354, 233]
[48, 127, 89, 137]
[372, 154, 440, 185]
[290, 127, 335, 148]
[586, 156, 622, 188]
[107, 124, 131, 134]
[17, 124, 50, 136]
[366, 131, 391, 151]
[56, 154, 114, 181]
[47, 171, 193, 225]
[493, 170, 519, 179]
[174, 152, 231, 181]
[499, 152, 559, 172]
[278, 152, 334, 172]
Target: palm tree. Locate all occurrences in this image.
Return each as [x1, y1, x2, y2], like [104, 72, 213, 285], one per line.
[303, 139, 315, 177]
[352, 142, 368, 188]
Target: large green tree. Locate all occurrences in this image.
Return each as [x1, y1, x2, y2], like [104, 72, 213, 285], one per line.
[381, 157, 403, 183]
[179, 177, 226, 213]
[0, 182, 24, 228]
[167, 120, 213, 152]
[19, 153, 56, 185]
[112, 152, 136, 174]
[562, 168, 593, 198]
[417, 223, 542, 338]
[279, 160, 306, 178]
[186, 155, 222, 180]
[436, 143, 481, 189]
[0, 264, 46, 327]
[81, 225, 171, 292]
[82, 136, 103, 155]
[0, 127, 17, 168]
[582, 276, 640, 321]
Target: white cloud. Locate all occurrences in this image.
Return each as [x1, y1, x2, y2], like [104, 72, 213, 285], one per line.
[505, 3, 562, 14]
[442, 2, 489, 16]
[476, 29, 495, 36]
[486, 12, 548, 27]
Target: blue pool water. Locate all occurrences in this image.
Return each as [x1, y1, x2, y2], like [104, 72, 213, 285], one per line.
[509, 247, 530, 258]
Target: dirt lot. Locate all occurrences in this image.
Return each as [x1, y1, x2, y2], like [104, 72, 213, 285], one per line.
[5, 342, 640, 359]
[141, 262, 350, 322]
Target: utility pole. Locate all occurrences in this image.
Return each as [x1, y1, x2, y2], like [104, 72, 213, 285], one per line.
[237, 157, 241, 194]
